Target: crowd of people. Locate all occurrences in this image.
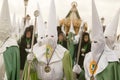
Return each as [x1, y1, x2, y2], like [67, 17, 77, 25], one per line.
[0, 0, 120, 80]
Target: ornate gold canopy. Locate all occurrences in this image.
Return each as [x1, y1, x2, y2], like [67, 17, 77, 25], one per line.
[60, 2, 83, 35]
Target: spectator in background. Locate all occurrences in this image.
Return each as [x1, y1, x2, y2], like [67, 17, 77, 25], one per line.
[57, 31, 67, 49]
[78, 32, 91, 68]
[19, 25, 37, 73]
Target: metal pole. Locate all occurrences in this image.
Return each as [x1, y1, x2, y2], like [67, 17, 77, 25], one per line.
[27, 10, 39, 80]
[73, 24, 84, 80]
[76, 25, 84, 64]
[24, 0, 29, 26]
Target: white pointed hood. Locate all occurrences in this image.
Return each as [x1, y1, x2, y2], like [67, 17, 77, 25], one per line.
[91, 0, 105, 62]
[42, 0, 58, 50]
[56, 16, 60, 26]
[33, 0, 67, 62]
[25, 20, 30, 28]
[16, 19, 21, 40]
[37, 3, 46, 43]
[46, 0, 57, 41]
[0, 0, 11, 23]
[19, 18, 24, 37]
[84, 0, 108, 78]
[104, 9, 120, 37]
[104, 9, 120, 49]
[24, 15, 31, 29]
[11, 13, 18, 40]
[69, 21, 75, 34]
[13, 15, 20, 40]
[61, 24, 66, 35]
[12, 13, 16, 30]
[79, 21, 84, 33]
[84, 1, 119, 78]
[0, 0, 12, 44]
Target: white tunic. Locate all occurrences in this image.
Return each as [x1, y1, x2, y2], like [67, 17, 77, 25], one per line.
[33, 44, 67, 80]
[36, 61, 63, 80]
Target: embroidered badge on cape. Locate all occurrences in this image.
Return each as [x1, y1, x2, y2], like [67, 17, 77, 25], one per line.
[89, 60, 98, 75]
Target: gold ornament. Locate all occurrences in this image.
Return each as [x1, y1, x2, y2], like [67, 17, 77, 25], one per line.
[34, 10, 39, 17]
[44, 66, 51, 73]
[71, 1, 77, 7]
[89, 60, 98, 75]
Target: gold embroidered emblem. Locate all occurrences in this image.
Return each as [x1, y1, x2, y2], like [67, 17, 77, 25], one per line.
[44, 45, 53, 58]
[89, 60, 98, 75]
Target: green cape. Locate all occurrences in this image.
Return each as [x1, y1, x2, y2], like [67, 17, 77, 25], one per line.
[96, 62, 120, 80]
[78, 62, 120, 80]
[3, 46, 20, 80]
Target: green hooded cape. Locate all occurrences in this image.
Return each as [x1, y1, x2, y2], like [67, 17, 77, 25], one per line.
[96, 62, 120, 80]
[78, 62, 120, 80]
[3, 46, 20, 80]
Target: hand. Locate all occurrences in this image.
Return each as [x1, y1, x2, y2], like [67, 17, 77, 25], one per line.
[73, 64, 82, 74]
[73, 39, 78, 44]
[27, 53, 35, 61]
[81, 48, 85, 53]
[25, 48, 31, 53]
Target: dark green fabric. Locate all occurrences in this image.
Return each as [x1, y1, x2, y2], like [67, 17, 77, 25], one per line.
[96, 62, 120, 80]
[57, 40, 67, 49]
[67, 32, 75, 65]
[78, 70, 85, 80]
[58, 41, 63, 45]
[79, 62, 120, 80]
[62, 51, 73, 80]
[78, 62, 120, 80]
[3, 46, 20, 80]
[26, 38, 31, 45]
[23, 60, 38, 80]
[83, 43, 89, 52]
